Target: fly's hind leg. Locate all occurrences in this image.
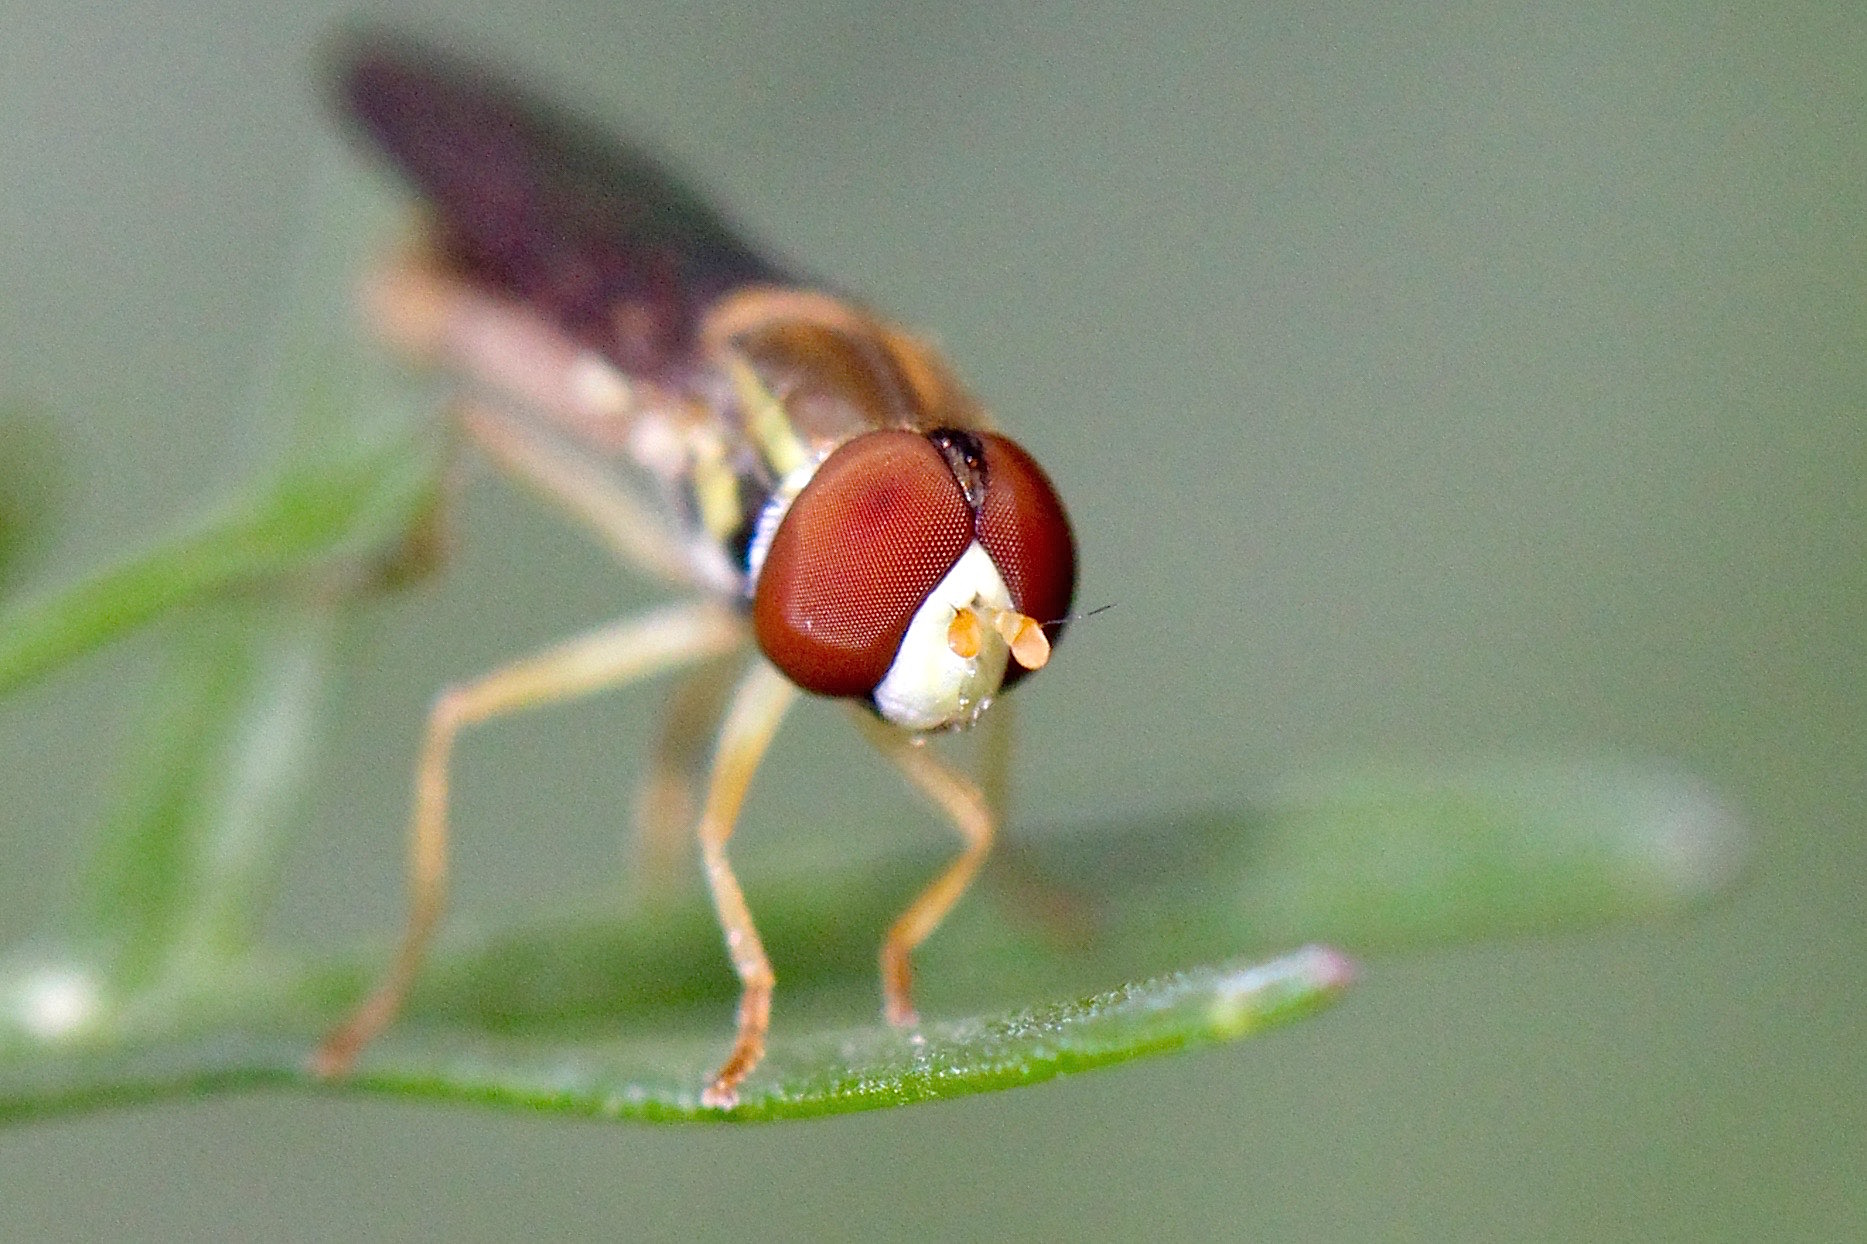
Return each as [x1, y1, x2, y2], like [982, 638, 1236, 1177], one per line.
[976, 699, 1100, 948]
[310, 600, 745, 1077]
[851, 712, 996, 1028]
[631, 655, 739, 897]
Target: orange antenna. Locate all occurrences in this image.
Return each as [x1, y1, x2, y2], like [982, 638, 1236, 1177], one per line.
[993, 609, 1051, 671]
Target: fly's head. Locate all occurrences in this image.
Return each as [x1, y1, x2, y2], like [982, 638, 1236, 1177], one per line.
[749, 427, 1075, 731]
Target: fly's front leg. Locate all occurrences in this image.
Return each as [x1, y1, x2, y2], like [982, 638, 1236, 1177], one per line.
[975, 698, 1100, 947]
[310, 600, 745, 1077]
[977, 692, 1014, 828]
[695, 659, 798, 1109]
[852, 711, 996, 1028]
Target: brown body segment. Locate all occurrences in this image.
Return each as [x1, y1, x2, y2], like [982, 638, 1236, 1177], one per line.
[702, 286, 988, 444]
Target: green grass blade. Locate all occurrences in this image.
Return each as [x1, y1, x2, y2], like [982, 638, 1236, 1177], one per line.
[0, 444, 433, 697]
[0, 948, 1354, 1124]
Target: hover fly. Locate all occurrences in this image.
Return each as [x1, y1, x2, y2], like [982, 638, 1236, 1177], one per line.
[310, 34, 1077, 1109]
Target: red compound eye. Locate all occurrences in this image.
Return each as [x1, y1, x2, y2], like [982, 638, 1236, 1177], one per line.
[754, 431, 972, 698]
[975, 434, 1076, 685]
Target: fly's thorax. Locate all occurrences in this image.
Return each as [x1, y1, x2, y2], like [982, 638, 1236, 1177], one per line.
[701, 286, 989, 441]
[655, 286, 993, 596]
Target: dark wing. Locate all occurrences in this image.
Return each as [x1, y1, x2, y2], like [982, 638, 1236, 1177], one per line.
[333, 32, 794, 380]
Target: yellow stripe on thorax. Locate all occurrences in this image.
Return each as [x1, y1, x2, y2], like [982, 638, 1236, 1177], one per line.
[726, 355, 809, 477]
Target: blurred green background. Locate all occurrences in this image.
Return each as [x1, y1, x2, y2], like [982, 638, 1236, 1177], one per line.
[1, 0, 1860, 1238]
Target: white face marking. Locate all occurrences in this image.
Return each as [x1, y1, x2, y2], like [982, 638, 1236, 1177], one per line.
[872, 541, 1014, 731]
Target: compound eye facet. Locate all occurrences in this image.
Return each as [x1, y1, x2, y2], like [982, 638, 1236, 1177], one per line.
[754, 430, 973, 698]
[976, 433, 1077, 683]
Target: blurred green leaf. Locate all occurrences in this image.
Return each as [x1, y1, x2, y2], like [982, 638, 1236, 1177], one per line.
[0, 409, 63, 599]
[62, 600, 340, 994]
[0, 146, 441, 698]
[0, 445, 433, 697]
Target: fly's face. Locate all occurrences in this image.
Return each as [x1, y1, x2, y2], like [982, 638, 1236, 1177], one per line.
[750, 424, 1075, 731]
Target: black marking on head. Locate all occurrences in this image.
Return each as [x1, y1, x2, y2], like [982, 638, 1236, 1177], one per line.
[927, 428, 988, 510]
